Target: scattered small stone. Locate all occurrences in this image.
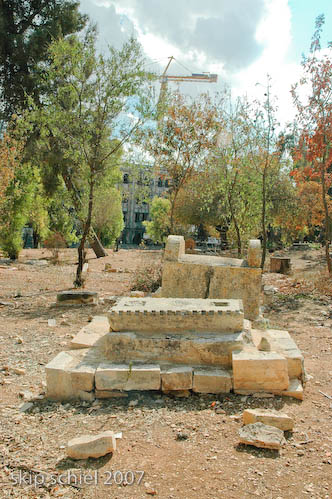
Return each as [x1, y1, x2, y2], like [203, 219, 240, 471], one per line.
[67, 431, 116, 459]
[13, 368, 26, 375]
[239, 422, 286, 450]
[19, 402, 34, 413]
[18, 391, 34, 401]
[16, 337, 23, 344]
[48, 319, 56, 327]
[176, 433, 189, 441]
[129, 400, 139, 407]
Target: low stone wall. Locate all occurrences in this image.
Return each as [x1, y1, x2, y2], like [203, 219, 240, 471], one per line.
[161, 236, 262, 320]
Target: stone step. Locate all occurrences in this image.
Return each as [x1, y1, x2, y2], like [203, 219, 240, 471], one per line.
[109, 297, 244, 333]
[98, 331, 245, 368]
[45, 351, 234, 400]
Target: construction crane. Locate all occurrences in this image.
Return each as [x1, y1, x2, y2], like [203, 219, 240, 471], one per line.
[156, 56, 218, 117]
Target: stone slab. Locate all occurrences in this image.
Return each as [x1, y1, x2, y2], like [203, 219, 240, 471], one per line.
[232, 349, 289, 391]
[239, 422, 285, 450]
[70, 316, 110, 349]
[243, 409, 294, 431]
[109, 297, 244, 333]
[101, 331, 245, 368]
[67, 431, 116, 459]
[95, 363, 161, 391]
[161, 366, 193, 391]
[193, 368, 232, 393]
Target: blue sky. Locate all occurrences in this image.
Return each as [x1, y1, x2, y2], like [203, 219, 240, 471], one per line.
[288, 0, 332, 59]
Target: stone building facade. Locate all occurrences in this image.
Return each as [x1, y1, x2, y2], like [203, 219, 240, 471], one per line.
[121, 166, 169, 245]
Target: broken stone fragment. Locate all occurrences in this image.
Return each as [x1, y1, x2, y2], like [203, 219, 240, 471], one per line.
[239, 422, 286, 450]
[257, 336, 271, 351]
[67, 431, 116, 459]
[243, 409, 294, 431]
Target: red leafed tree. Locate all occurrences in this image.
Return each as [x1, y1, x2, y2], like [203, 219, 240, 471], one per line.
[141, 91, 221, 233]
[291, 14, 332, 273]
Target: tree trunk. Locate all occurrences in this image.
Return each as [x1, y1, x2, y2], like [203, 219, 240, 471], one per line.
[261, 167, 267, 269]
[321, 163, 332, 274]
[62, 172, 107, 259]
[74, 181, 94, 287]
[88, 228, 108, 258]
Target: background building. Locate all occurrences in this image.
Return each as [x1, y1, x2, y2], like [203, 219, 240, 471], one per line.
[121, 166, 169, 245]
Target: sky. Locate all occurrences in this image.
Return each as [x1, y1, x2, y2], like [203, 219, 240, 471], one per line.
[78, 0, 332, 125]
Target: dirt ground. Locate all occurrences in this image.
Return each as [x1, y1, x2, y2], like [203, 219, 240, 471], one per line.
[0, 247, 332, 499]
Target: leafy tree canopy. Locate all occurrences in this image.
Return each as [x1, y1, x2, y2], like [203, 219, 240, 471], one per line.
[0, 0, 87, 122]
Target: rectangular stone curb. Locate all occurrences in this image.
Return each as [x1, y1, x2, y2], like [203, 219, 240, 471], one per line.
[161, 366, 193, 391]
[232, 349, 289, 391]
[95, 363, 161, 391]
[193, 368, 232, 393]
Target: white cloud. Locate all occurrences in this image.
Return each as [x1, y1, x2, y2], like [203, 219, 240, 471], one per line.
[80, 0, 305, 125]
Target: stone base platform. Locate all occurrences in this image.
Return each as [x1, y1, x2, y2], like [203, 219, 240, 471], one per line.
[45, 311, 305, 401]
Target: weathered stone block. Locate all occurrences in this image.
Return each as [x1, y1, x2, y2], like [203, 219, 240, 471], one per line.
[102, 331, 244, 368]
[193, 368, 232, 393]
[71, 364, 95, 392]
[251, 329, 304, 379]
[247, 239, 262, 268]
[46, 350, 89, 400]
[232, 349, 289, 391]
[164, 235, 185, 261]
[243, 409, 294, 431]
[95, 363, 161, 391]
[67, 431, 116, 459]
[109, 297, 244, 333]
[161, 366, 193, 391]
[126, 364, 161, 390]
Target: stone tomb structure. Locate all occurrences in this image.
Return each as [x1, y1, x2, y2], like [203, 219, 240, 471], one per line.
[46, 296, 305, 401]
[160, 236, 262, 320]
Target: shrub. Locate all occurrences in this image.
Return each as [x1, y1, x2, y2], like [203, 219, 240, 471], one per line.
[185, 238, 195, 251]
[131, 263, 162, 293]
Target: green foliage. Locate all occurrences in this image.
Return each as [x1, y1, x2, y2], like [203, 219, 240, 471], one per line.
[0, 0, 87, 122]
[93, 187, 124, 247]
[0, 163, 48, 258]
[143, 197, 171, 244]
[20, 31, 154, 285]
